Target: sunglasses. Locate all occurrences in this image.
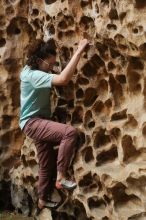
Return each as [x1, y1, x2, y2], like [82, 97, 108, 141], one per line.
[39, 58, 60, 73]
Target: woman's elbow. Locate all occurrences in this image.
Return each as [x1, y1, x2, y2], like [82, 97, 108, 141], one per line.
[62, 79, 69, 85]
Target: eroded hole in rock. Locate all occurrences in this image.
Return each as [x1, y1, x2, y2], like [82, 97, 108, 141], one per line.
[124, 114, 138, 128]
[0, 15, 6, 27]
[0, 38, 6, 47]
[126, 175, 146, 188]
[84, 88, 98, 107]
[103, 38, 117, 48]
[143, 77, 146, 98]
[58, 20, 67, 29]
[109, 74, 123, 106]
[107, 61, 116, 71]
[98, 79, 108, 96]
[32, 8, 39, 16]
[28, 159, 37, 166]
[115, 75, 126, 84]
[129, 41, 138, 52]
[7, 20, 21, 35]
[66, 30, 76, 38]
[78, 131, 86, 146]
[93, 128, 111, 148]
[82, 146, 94, 163]
[82, 62, 97, 77]
[101, 0, 109, 5]
[111, 109, 127, 121]
[77, 77, 89, 85]
[88, 121, 95, 128]
[57, 98, 67, 106]
[127, 71, 141, 93]
[73, 200, 91, 220]
[119, 12, 127, 21]
[84, 110, 95, 129]
[58, 16, 74, 29]
[45, 0, 57, 4]
[76, 88, 84, 99]
[109, 183, 141, 207]
[32, 18, 42, 29]
[48, 24, 55, 35]
[139, 43, 146, 59]
[1, 115, 12, 129]
[11, 80, 20, 107]
[3, 58, 19, 72]
[46, 38, 57, 50]
[135, 0, 146, 8]
[87, 197, 106, 209]
[128, 212, 146, 220]
[118, 44, 128, 50]
[110, 48, 120, 58]
[1, 132, 11, 149]
[122, 135, 139, 162]
[60, 46, 71, 63]
[96, 42, 108, 60]
[114, 33, 125, 42]
[2, 154, 20, 168]
[80, 0, 92, 8]
[78, 172, 93, 187]
[142, 122, 146, 136]
[52, 211, 76, 220]
[56, 81, 74, 100]
[90, 54, 105, 69]
[128, 57, 144, 70]
[22, 175, 36, 184]
[29, 151, 35, 157]
[102, 217, 109, 220]
[79, 16, 94, 29]
[105, 99, 112, 108]
[132, 28, 138, 34]
[110, 127, 121, 140]
[46, 14, 51, 21]
[67, 100, 74, 109]
[107, 24, 117, 30]
[109, 9, 118, 20]
[0, 181, 14, 211]
[93, 100, 104, 113]
[72, 106, 83, 124]
[54, 107, 68, 123]
[96, 144, 118, 166]
[21, 155, 27, 166]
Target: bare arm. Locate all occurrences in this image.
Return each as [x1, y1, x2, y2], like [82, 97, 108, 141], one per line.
[52, 39, 88, 86]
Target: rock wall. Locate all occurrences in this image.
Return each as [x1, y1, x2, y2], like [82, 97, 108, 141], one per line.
[1, 0, 146, 219]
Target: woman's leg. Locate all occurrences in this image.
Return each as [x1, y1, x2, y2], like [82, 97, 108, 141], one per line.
[23, 117, 78, 201]
[34, 140, 56, 201]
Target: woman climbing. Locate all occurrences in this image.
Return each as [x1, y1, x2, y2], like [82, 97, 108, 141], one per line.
[19, 38, 88, 213]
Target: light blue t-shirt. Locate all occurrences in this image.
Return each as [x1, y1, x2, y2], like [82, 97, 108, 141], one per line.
[19, 65, 55, 130]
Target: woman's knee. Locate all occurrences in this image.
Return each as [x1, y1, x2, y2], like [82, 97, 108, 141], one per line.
[66, 126, 78, 139]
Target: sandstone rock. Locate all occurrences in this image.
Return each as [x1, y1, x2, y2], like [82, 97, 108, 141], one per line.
[1, 0, 146, 219]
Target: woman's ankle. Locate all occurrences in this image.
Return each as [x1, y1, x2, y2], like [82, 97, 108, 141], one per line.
[57, 171, 65, 181]
[38, 199, 46, 209]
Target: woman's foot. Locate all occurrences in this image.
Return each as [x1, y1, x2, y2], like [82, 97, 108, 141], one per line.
[56, 178, 77, 190]
[56, 171, 77, 190]
[34, 198, 60, 218]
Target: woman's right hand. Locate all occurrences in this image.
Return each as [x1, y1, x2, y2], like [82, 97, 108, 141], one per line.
[77, 39, 89, 54]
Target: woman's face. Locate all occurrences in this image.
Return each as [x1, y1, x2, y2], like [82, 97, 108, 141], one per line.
[38, 55, 56, 72]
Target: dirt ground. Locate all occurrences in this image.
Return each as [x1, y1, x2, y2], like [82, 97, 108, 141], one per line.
[0, 211, 34, 220]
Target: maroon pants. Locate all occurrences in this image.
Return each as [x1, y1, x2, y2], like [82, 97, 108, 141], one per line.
[22, 117, 78, 201]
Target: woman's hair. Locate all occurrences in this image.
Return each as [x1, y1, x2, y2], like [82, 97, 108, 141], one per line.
[26, 39, 57, 70]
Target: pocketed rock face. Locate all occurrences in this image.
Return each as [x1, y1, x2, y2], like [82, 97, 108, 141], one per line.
[1, 0, 146, 219]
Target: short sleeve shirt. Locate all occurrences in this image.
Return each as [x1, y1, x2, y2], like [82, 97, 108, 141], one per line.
[19, 65, 55, 130]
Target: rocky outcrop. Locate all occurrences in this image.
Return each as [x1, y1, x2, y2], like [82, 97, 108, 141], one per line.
[1, 0, 146, 219]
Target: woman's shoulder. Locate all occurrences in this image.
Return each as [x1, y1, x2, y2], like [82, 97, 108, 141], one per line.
[20, 65, 31, 80]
